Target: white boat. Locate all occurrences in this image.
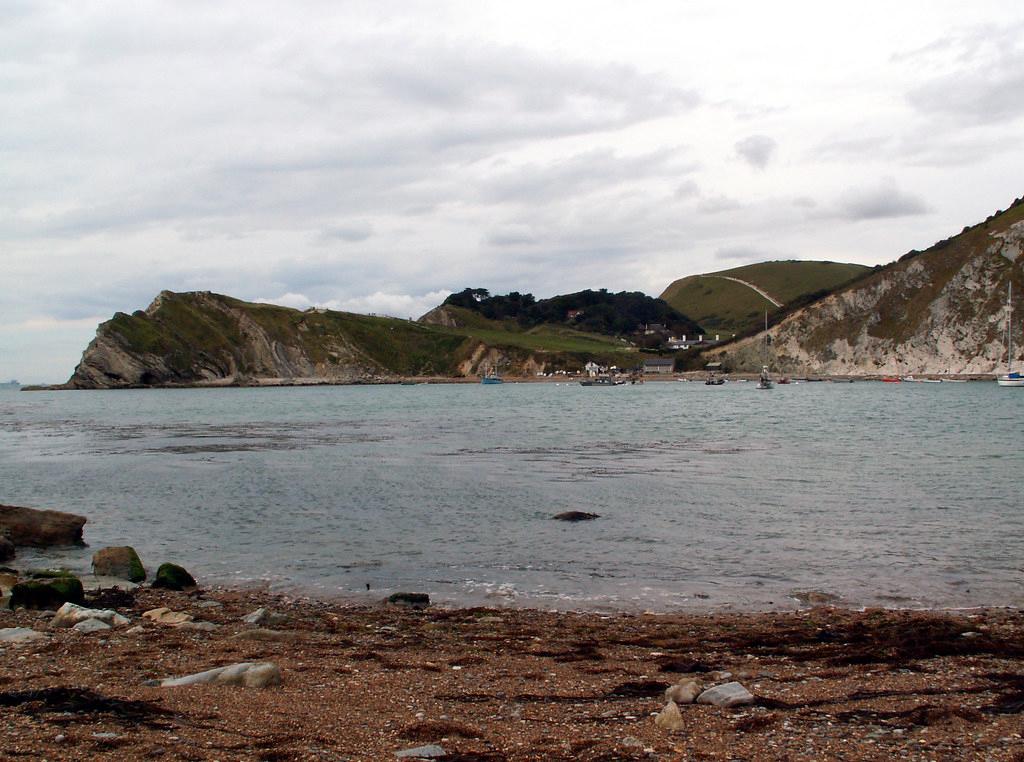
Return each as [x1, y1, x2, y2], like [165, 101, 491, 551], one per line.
[997, 282, 1024, 387]
[756, 312, 773, 390]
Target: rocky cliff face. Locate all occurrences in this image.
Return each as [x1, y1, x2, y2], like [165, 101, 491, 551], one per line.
[69, 291, 433, 388]
[705, 199, 1024, 376]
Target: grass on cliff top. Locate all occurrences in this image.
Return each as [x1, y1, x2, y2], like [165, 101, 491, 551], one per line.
[428, 304, 637, 355]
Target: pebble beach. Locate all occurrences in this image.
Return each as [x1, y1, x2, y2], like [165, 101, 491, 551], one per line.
[3, 582, 1024, 761]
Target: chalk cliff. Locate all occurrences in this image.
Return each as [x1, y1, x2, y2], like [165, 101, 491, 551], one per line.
[705, 198, 1024, 375]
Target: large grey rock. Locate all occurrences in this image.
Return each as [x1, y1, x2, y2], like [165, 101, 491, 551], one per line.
[148, 661, 282, 688]
[696, 681, 755, 708]
[0, 627, 48, 645]
[92, 546, 146, 582]
[73, 618, 112, 634]
[52, 602, 130, 628]
[0, 505, 86, 546]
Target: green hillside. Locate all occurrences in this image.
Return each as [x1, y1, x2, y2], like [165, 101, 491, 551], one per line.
[73, 290, 640, 387]
[660, 260, 871, 335]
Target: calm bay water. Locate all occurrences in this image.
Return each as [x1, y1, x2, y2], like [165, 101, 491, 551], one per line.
[1, 380, 1021, 612]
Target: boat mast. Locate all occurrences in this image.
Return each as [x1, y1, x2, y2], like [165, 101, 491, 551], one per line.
[1009, 282, 1014, 375]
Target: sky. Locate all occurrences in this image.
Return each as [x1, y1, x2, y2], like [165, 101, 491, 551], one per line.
[3, 1, 1024, 382]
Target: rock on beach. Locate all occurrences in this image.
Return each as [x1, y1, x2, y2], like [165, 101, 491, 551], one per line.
[0, 504, 87, 547]
[148, 661, 282, 689]
[92, 546, 146, 582]
[697, 681, 755, 707]
[51, 602, 130, 629]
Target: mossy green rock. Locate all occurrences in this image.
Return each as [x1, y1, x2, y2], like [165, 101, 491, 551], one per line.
[9, 576, 84, 609]
[152, 563, 196, 590]
[92, 546, 146, 582]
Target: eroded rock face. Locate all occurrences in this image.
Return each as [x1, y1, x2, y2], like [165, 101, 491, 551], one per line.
[0, 505, 87, 547]
[704, 200, 1024, 376]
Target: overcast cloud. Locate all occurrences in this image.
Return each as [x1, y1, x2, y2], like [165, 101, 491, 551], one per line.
[2, 1, 1024, 382]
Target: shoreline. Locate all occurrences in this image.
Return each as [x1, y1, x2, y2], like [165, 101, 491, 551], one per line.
[3, 581, 1023, 760]
[19, 372, 1000, 391]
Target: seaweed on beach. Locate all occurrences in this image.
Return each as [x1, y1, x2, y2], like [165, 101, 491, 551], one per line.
[0, 687, 174, 728]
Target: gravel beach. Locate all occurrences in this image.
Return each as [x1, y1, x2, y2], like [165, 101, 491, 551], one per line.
[2, 585, 1023, 760]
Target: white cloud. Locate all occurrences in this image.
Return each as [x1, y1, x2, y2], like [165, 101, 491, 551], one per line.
[2, 2, 1024, 381]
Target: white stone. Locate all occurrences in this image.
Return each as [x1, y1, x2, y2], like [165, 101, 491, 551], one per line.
[151, 661, 282, 689]
[242, 607, 287, 626]
[52, 602, 129, 628]
[697, 681, 755, 708]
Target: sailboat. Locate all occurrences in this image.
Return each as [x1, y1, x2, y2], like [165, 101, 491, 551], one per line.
[996, 282, 1024, 387]
[756, 312, 773, 390]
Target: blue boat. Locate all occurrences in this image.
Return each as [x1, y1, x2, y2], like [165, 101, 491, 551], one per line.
[481, 371, 503, 385]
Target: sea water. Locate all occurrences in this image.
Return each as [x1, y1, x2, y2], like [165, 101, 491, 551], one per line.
[1, 380, 1021, 611]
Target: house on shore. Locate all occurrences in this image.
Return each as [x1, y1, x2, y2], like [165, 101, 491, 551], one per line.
[643, 358, 675, 375]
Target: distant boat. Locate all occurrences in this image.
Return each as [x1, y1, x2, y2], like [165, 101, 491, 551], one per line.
[481, 370, 503, 385]
[881, 376, 902, 383]
[580, 376, 625, 386]
[756, 313, 773, 390]
[705, 374, 725, 386]
[997, 282, 1024, 387]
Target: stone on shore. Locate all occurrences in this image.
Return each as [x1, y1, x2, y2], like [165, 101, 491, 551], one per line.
[242, 607, 288, 626]
[142, 607, 194, 626]
[51, 602, 130, 629]
[0, 627, 48, 645]
[654, 700, 686, 732]
[0, 504, 87, 546]
[73, 618, 111, 634]
[665, 679, 703, 704]
[92, 546, 146, 583]
[148, 661, 282, 688]
[552, 511, 600, 522]
[386, 592, 430, 609]
[9, 576, 85, 610]
[394, 745, 447, 759]
[696, 681, 755, 707]
[151, 563, 196, 590]
[0, 536, 14, 562]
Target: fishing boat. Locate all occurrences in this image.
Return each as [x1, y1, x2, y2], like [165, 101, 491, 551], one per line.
[996, 282, 1024, 387]
[480, 370, 503, 385]
[756, 312, 773, 390]
[704, 374, 725, 386]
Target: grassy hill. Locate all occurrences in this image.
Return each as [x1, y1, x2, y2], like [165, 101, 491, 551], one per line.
[70, 291, 640, 387]
[660, 260, 871, 336]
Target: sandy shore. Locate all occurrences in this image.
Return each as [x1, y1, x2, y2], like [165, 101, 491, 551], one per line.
[2, 584, 1023, 761]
